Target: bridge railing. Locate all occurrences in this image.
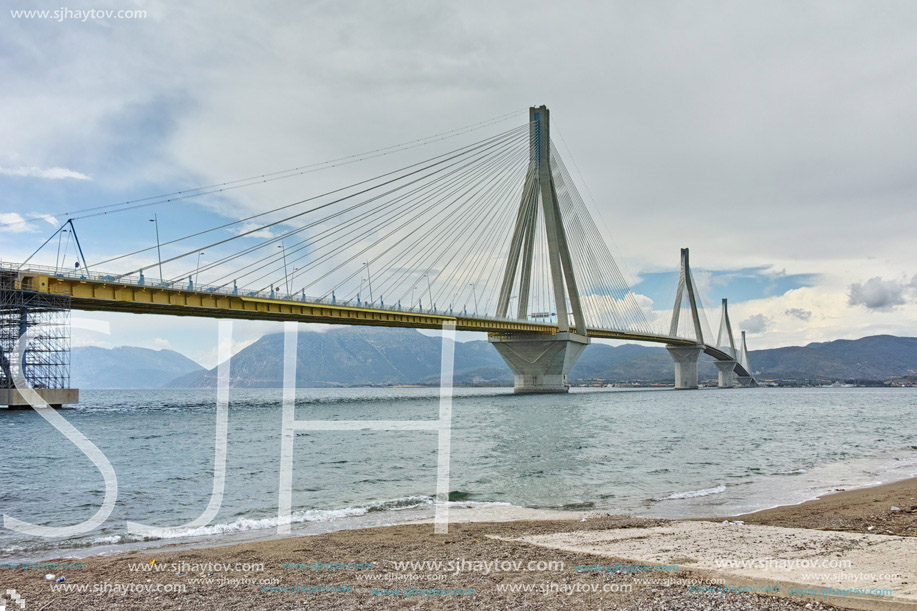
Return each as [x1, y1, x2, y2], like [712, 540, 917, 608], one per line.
[3, 262, 700, 342]
[2, 262, 538, 325]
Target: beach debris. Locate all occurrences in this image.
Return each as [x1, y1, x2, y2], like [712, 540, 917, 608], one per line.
[56, 576, 65, 583]
[44, 573, 55, 581]
[890, 506, 901, 511]
[867, 526, 875, 530]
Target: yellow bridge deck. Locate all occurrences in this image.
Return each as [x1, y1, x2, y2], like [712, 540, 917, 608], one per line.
[14, 268, 695, 346]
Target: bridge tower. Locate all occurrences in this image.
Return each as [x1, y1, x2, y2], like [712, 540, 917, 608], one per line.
[666, 248, 705, 389]
[735, 330, 757, 387]
[489, 106, 590, 393]
[713, 298, 738, 388]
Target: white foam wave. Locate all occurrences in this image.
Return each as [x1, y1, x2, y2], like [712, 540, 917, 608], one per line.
[132, 495, 490, 541]
[658, 484, 727, 500]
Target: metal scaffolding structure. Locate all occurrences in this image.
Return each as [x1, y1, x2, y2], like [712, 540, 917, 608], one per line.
[0, 270, 71, 391]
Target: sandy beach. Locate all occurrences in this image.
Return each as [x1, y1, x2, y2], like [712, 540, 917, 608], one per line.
[3, 478, 916, 610]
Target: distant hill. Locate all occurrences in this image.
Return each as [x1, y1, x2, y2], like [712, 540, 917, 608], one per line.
[167, 327, 510, 388]
[72, 346, 204, 389]
[748, 335, 917, 381]
[161, 329, 917, 388]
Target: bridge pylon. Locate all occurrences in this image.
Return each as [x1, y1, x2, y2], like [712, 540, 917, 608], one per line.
[666, 248, 705, 389]
[713, 298, 738, 388]
[735, 330, 757, 387]
[489, 106, 590, 393]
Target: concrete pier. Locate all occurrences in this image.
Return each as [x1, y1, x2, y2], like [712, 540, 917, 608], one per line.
[714, 359, 737, 388]
[736, 375, 756, 387]
[666, 344, 704, 389]
[1, 388, 79, 409]
[489, 332, 589, 393]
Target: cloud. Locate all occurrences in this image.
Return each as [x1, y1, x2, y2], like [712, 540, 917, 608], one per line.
[740, 313, 770, 334]
[785, 308, 812, 321]
[848, 276, 909, 311]
[0, 212, 62, 233]
[30, 213, 59, 226]
[230, 222, 281, 239]
[152, 338, 173, 349]
[0, 212, 38, 233]
[0, 166, 90, 180]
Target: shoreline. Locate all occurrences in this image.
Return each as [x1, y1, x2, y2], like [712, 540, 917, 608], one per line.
[724, 476, 917, 537]
[6, 454, 916, 564]
[3, 477, 915, 610]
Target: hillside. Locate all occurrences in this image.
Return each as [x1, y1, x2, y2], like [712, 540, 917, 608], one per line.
[163, 329, 917, 388]
[72, 346, 205, 389]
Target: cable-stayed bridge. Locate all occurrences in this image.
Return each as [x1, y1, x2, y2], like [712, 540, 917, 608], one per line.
[1, 106, 756, 407]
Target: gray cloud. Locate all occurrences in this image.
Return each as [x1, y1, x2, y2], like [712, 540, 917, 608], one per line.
[5, 0, 917, 275]
[785, 308, 812, 321]
[848, 277, 909, 311]
[741, 314, 770, 334]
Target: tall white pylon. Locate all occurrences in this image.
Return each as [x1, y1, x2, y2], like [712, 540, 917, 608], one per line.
[668, 248, 704, 343]
[666, 248, 705, 389]
[716, 298, 737, 358]
[713, 298, 738, 388]
[496, 106, 587, 336]
[736, 330, 757, 387]
[490, 106, 589, 393]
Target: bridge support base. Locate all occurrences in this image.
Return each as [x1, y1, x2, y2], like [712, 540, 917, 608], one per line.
[489, 332, 589, 393]
[666, 344, 704, 390]
[714, 360, 738, 388]
[736, 375, 756, 388]
[0, 388, 79, 409]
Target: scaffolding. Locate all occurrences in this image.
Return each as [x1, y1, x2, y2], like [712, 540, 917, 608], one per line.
[0, 270, 71, 391]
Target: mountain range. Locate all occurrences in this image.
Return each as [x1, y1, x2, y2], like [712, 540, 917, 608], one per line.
[72, 330, 917, 389]
[162, 329, 917, 389]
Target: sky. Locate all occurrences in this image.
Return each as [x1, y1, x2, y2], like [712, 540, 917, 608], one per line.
[2, 0, 917, 367]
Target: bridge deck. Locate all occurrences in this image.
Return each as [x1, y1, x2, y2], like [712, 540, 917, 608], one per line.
[8, 266, 749, 376]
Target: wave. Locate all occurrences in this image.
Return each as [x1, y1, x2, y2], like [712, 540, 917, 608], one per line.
[656, 484, 726, 501]
[126, 495, 506, 541]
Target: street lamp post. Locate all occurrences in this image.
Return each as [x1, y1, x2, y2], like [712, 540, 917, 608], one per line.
[293, 268, 303, 301]
[364, 261, 373, 305]
[194, 251, 205, 288]
[55, 228, 69, 273]
[424, 274, 433, 310]
[278, 243, 291, 296]
[469, 283, 479, 315]
[149, 215, 164, 284]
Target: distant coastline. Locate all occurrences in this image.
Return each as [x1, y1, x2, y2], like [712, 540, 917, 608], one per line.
[72, 331, 917, 390]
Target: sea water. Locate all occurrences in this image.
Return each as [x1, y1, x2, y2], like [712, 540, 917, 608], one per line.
[1, 386, 915, 560]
